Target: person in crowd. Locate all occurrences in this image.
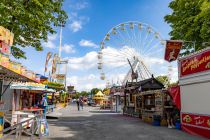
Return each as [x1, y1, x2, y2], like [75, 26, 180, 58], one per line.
[79, 97, 84, 110]
[165, 94, 175, 128]
[76, 99, 80, 111]
[41, 95, 48, 115]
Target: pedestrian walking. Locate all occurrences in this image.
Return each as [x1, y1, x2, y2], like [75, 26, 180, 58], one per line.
[79, 100, 83, 110]
[79, 97, 84, 110]
[76, 99, 80, 111]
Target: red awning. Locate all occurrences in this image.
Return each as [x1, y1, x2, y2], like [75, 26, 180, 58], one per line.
[168, 86, 181, 110]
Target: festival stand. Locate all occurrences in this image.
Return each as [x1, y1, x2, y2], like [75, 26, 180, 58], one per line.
[9, 82, 55, 136]
[178, 47, 210, 139]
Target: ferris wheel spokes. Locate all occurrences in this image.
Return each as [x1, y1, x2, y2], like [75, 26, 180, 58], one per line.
[98, 21, 164, 84]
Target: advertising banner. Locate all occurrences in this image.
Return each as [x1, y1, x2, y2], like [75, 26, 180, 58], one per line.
[181, 113, 210, 138]
[56, 74, 65, 84]
[164, 40, 183, 62]
[44, 52, 52, 73]
[182, 113, 210, 129]
[0, 26, 14, 46]
[179, 49, 210, 77]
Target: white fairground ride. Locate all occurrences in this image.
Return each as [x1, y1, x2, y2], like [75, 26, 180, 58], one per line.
[98, 21, 171, 87]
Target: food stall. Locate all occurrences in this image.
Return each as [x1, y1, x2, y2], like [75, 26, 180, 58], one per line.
[10, 82, 55, 117]
[178, 47, 210, 138]
[124, 76, 164, 117]
[93, 91, 105, 105]
[135, 89, 169, 125]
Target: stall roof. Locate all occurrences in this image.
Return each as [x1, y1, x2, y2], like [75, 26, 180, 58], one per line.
[10, 83, 56, 93]
[0, 65, 37, 83]
[125, 77, 164, 91]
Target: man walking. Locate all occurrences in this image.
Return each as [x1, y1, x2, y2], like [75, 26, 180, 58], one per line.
[79, 97, 84, 110]
[76, 99, 80, 111]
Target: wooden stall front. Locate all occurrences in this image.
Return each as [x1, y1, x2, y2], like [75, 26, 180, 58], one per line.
[135, 90, 169, 124]
[124, 76, 164, 117]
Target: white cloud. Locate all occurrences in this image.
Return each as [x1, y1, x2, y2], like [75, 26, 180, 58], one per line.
[62, 44, 76, 54]
[68, 51, 98, 70]
[64, 45, 179, 91]
[79, 39, 98, 48]
[66, 74, 105, 91]
[43, 34, 57, 49]
[69, 1, 89, 10]
[69, 21, 82, 32]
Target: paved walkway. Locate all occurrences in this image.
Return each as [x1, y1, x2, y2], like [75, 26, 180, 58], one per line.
[43, 104, 206, 140]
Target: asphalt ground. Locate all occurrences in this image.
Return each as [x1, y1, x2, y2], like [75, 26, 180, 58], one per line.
[43, 104, 206, 140]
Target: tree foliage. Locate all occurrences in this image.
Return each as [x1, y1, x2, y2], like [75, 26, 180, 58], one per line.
[156, 75, 170, 87]
[90, 88, 101, 95]
[0, 0, 68, 59]
[165, 0, 210, 55]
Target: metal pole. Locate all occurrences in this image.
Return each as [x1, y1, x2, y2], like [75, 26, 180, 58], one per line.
[58, 25, 63, 74]
[65, 61, 68, 90]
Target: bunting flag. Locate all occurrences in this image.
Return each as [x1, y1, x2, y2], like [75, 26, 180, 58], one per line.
[51, 54, 59, 75]
[44, 52, 52, 73]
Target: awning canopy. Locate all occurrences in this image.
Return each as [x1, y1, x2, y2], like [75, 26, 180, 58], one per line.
[10, 82, 55, 93]
[0, 65, 37, 82]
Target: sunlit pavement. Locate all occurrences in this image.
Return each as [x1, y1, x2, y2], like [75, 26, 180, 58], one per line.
[44, 104, 206, 140]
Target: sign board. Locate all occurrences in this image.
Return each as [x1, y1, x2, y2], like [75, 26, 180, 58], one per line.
[164, 40, 183, 62]
[0, 26, 14, 46]
[67, 86, 74, 91]
[182, 113, 210, 129]
[56, 74, 65, 84]
[179, 48, 210, 77]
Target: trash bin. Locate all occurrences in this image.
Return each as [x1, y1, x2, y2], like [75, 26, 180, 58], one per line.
[153, 115, 161, 126]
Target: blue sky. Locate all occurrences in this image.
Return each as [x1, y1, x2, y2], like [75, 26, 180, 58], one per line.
[15, 0, 178, 91]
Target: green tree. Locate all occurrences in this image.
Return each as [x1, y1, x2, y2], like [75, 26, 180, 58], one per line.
[0, 0, 68, 59]
[80, 91, 89, 96]
[90, 88, 101, 95]
[156, 75, 170, 87]
[165, 0, 210, 55]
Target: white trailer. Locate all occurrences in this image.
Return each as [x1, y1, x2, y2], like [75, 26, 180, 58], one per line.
[178, 47, 210, 139]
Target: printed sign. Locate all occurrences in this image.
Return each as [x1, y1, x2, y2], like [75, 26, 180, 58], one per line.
[56, 74, 65, 84]
[164, 40, 183, 62]
[0, 26, 14, 46]
[180, 49, 210, 77]
[182, 113, 210, 129]
[67, 86, 74, 91]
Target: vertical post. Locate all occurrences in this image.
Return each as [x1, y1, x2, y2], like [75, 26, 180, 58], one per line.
[30, 118, 35, 140]
[58, 24, 63, 75]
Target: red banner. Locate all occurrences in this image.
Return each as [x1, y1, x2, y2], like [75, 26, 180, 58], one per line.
[180, 49, 210, 77]
[164, 40, 183, 62]
[182, 113, 210, 129]
[181, 113, 210, 138]
[168, 86, 181, 110]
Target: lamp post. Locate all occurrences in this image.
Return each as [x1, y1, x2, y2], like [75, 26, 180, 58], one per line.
[58, 23, 64, 74]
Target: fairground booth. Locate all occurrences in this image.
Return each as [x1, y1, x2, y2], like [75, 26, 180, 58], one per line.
[93, 91, 105, 105]
[123, 76, 175, 126]
[164, 40, 210, 138]
[0, 26, 52, 138]
[109, 85, 124, 112]
[178, 47, 210, 138]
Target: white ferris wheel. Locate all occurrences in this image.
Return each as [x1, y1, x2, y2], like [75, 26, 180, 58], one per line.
[98, 21, 168, 86]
